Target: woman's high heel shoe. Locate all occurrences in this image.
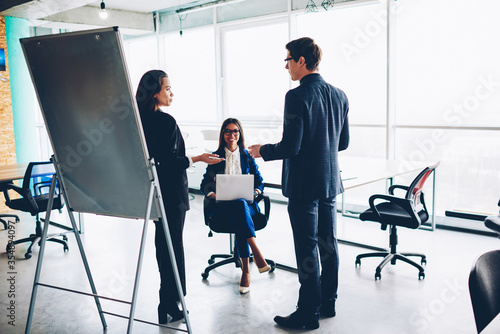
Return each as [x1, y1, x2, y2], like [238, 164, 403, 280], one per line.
[258, 264, 271, 273]
[240, 272, 250, 294]
[239, 285, 250, 294]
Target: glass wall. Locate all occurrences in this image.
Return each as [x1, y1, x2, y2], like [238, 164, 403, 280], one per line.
[35, 0, 498, 223]
[394, 0, 500, 214]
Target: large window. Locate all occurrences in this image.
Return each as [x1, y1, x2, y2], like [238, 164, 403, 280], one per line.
[163, 27, 217, 123]
[296, 3, 388, 161]
[222, 20, 290, 122]
[123, 37, 158, 93]
[394, 0, 500, 214]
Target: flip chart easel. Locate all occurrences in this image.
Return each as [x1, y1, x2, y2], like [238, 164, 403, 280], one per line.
[20, 27, 191, 333]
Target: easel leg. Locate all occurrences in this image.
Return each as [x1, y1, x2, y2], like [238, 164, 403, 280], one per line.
[25, 176, 56, 334]
[127, 183, 154, 333]
[25, 172, 107, 333]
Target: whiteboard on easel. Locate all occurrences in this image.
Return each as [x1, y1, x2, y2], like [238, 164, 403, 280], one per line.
[21, 27, 160, 219]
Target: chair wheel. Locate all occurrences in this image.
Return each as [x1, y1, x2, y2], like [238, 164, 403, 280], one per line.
[421, 259, 427, 265]
[208, 259, 215, 265]
[375, 272, 381, 280]
[63, 235, 68, 241]
[25, 252, 32, 259]
[6, 243, 12, 253]
[201, 272, 208, 280]
[419, 272, 425, 280]
[355, 258, 361, 266]
[63, 245, 69, 252]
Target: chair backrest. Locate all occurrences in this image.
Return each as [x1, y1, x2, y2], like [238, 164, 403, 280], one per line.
[469, 250, 500, 333]
[405, 162, 440, 207]
[201, 129, 219, 153]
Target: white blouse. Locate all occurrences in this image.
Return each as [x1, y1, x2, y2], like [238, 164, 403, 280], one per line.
[224, 146, 241, 175]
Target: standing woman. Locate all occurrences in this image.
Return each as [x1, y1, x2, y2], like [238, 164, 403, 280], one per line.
[200, 118, 271, 294]
[135, 70, 223, 324]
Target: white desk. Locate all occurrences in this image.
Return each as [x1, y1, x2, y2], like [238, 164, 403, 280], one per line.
[261, 156, 436, 225]
[260, 156, 437, 252]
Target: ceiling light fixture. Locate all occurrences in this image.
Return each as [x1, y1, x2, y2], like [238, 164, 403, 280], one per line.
[321, 0, 335, 10]
[305, 0, 319, 13]
[99, 1, 108, 19]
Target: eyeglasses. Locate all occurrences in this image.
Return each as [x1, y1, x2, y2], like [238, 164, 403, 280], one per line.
[223, 129, 240, 136]
[284, 57, 293, 62]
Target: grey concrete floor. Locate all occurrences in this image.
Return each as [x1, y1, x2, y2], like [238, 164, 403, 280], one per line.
[1, 194, 498, 334]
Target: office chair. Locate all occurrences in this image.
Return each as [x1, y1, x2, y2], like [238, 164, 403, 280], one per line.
[200, 129, 219, 153]
[201, 194, 275, 279]
[484, 199, 500, 236]
[469, 250, 500, 333]
[3, 161, 69, 259]
[355, 162, 439, 280]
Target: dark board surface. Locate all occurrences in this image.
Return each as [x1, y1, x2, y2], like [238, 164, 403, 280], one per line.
[21, 27, 160, 219]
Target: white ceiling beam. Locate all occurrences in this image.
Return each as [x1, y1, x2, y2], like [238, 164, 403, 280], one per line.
[0, 0, 95, 20]
[38, 5, 154, 33]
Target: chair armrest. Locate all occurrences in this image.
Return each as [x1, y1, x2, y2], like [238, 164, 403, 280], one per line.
[257, 194, 271, 220]
[34, 180, 54, 197]
[368, 193, 421, 225]
[3, 183, 39, 213]
[203, 197, 216, 225]
[388, 184, 409, 195]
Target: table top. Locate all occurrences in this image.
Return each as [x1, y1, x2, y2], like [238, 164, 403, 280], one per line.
[0, 162, 55, 184]
[260, 156, 434, 190]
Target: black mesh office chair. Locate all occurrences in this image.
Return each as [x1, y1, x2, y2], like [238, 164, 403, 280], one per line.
[201, 194, 275, 279]
[469, 249, 500, 333]
[3, 161, 69, 259]
[355, 162, 439, 280]
[484, 199, 500, 236]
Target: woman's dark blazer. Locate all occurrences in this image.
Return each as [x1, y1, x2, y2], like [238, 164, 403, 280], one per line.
[141, 110, 190, 212]
[200, 147, 264, 209]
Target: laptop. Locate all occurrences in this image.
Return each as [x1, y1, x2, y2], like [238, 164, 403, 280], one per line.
[216, 174, 254, 203]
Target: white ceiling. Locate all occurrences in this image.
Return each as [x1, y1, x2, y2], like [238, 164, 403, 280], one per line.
[87, 0, 201, 13]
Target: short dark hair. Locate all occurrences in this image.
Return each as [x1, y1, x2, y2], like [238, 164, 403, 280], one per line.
[286, 37, 322, 71]
[216, 118, 245, 151]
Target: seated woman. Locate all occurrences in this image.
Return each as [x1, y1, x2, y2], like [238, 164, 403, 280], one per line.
[200, 118, 271, 294]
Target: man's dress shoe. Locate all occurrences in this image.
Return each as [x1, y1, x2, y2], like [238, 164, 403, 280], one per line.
[274, 310, 319, 330]
[320, 302, 336, 318]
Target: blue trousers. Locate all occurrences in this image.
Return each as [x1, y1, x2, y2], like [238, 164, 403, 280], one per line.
[287, 197, 339, 318]
[210, 199, 258, 258]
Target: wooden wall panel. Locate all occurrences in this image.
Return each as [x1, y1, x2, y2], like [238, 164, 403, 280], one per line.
[0, 16, 18, 212]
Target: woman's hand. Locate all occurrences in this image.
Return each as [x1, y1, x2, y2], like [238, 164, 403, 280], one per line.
[192, 153, 225, 165]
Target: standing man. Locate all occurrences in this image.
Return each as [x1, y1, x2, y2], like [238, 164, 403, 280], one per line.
[249, 37, 349, 330]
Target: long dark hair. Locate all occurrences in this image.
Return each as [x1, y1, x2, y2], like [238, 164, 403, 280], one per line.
[135, 70, 168, 116]
[216, 118, 245, 152]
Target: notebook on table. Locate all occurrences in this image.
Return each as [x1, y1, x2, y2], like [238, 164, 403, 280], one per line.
[216, 174, 254, 203]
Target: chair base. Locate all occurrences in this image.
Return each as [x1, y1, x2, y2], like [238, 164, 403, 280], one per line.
[355, 251, 426, 280]
[201, 253, 276, 280]
[6, 218, 70, 259]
